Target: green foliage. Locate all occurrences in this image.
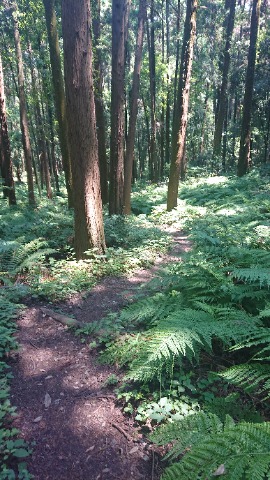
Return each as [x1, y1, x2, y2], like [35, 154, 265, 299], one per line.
[151, 413, 270, 480]
[99, 174, 270, 478]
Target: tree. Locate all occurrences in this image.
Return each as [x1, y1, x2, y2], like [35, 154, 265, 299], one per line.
[12, 1, 35, 205]
[213, 0, 236, 160]
[109, 0, 129, 215]
[0, 52, 16, 205]
[92, 0, 108, 205]
[28, 43, 52, 200]
[43, 0, 73, 207]
[167, 0, 197, 211]
[123, 0, 146, 215]
[237, 0, 261, 176]
[62, 0, 106, 259]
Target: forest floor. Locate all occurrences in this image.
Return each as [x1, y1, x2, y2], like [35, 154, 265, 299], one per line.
[9, 230, 191, 480]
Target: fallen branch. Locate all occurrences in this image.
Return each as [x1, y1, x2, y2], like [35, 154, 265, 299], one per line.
[40, 307, 82, 327]
[112, 423, 133, 442]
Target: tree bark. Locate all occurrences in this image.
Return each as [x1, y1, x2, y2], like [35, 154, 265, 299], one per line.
[237, 0, 261, 176]
[109, 0, 128, 215]
[43, 0, 73, 207]
[0, 53, 16, 205]
[12, 3, 35, 206]
[92, 0, 108, 205]
[167, 0, 197, 211]
[62, 0, 106, 259]
[213, 0, 236, 158]
[123, 0, 146, 214]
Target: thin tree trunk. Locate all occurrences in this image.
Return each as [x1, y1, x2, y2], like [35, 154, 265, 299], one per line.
[237, 0, 261, 176]
[92, 0, 108, 205]
[165, 0, 171, 169]
[109, 0, 128, 215]
[0, 53, 16, 205]
[43, 0, 73, 206]
[199, 81, 210, 160]
[28, 44, 52, 200]
[167, 0, 197, 211]
[123, 0, 145, 214]
[173, 0, 181, 120]
[47, 103, 60, 192]
[62, 0, 106, 259]
[147, 0, 158, 182]
[213, 0, 236, 158]
[12, 3, 35, 205]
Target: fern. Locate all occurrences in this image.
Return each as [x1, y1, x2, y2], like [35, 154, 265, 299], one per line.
[151, 413, 270, 480]
[106, 304, 262, 381]
[0, 238, 56, 278]
[219, 363, 270, 399]
[232, 267, 270, 288]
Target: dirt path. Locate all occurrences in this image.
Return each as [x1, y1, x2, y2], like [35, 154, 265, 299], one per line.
[10, 232, 191, 480]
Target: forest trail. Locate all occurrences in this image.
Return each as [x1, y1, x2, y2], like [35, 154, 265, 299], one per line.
[9, 231, 191, 480]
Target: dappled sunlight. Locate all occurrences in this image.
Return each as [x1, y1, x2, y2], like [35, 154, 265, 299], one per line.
[19, 347, 68, 378]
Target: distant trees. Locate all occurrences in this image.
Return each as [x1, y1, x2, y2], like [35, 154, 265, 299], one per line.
[12, 1, 35, 206]
[238, 0, 262, 176]
[123, 0, 146, 214]
[43, 0, 73, 207]
[0, 0, 268, 230]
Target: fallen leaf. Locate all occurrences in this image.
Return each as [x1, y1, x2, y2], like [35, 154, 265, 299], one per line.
[129, 446, 139, 454]
[33, 416, 42, 423]
[213, 464, 226, 476]
[44, 393, 52, 408]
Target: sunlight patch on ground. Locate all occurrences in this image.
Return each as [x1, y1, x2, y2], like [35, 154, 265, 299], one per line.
[20, 348, 56, 377]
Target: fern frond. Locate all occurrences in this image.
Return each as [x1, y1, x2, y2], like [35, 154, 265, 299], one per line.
[219, 363, 270, 399]
[124, 307, 261, 381]
[232, 267, 270, 287]
[0, 238, 55, 277]
[154, 414, 270, 480]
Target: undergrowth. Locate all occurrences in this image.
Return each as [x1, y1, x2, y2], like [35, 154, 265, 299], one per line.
[87, 172, 270, 480]
[2, 174, 270, 479]
[0, 182, 171, 477]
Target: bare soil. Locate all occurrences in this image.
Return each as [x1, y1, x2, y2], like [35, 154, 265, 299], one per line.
[9, 232, 191, 480]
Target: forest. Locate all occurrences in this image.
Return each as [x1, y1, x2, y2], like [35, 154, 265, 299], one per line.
[0, 0, 270, 478]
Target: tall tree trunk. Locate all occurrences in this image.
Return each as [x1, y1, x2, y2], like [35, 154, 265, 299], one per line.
[173, 0, 181, 120]
[147, 0, 158, 182]
[43, 0, 73, 207]
[165, 0, 171, 169]
[62, 0, 106, 259]
[237, 0, 261, 176]
[92, 0, 108, 205]
[0, 53, 16, 205]
[167, 0, 197, 211]
[213, 0, 236, 158]
[12, 3, 35, 205]
[109, 0, 128, 215]
[123, 0, 146, 214]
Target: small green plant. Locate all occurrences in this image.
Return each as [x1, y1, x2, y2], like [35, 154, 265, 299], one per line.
[103, 374, 119, 386]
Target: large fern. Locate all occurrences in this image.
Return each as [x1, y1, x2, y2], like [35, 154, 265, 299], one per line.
[104, 301, 262, 381]
[151, 413, 270, 480]
[0, 238, 56, 279]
